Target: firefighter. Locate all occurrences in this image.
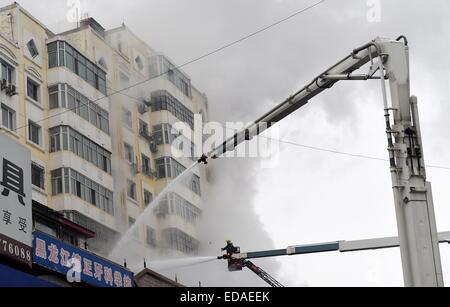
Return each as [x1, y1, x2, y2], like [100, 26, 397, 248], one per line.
[221, 240, 235, 255]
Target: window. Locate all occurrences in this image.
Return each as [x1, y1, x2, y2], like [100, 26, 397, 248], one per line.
[50, 126, 111, 173]
[28, 121, 41, 145]
[124, 143, 134, 163]
[48, 42, 58, 68]
[51, 169, 63, 195]
[139, 120, 148, 137]
[190, 174, 201, 196]
[155, 157, 200, 194]
[49, 84, 109, 134]
[27, 39, 39, 58]
[179, 79, 190, 97]
[89, 101, 99, 127]
[31, 163, 45, 190]
[86, 61, 95, 88]
[135, 56, 144, 71]
[155, 157, 186, 179]
[127, 180, 136, 200]
[51, 168, 114, 215]
[156, 192, 201, 223]
[34, 220, 57, 238]
[48, 85, 59, 109]
[153, 123, 196, 161]
[122, 108, 132, 128]
[27, 78, 40, 102]
[162, 228, 199, 254]
[141, 154, 152, 177]
[153, 124, 175, 145]
[146, 226, 156, 246]
[128, 217, 136, 227]
[150, 91, 194, 129]
[49, 127, 61, 152]
[149, 55, 192, 98]
[155, 157, 170, 178]
[1, 60, 13, 85]
[47, 41, 107, 94]
[1, 104, 15, 130]
[144, 190, 153, 206]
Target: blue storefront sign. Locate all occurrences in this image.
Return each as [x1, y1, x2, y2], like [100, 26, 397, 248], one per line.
[0, 263, 58, 287]
[32, 231, 134, 287]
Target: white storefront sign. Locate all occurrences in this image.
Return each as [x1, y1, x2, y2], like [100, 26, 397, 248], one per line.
[0, 132, 32, 265]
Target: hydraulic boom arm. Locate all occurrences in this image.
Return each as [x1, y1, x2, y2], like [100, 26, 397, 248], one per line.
[202, 38, 385, 160]
[206, 36, 444, 287]
[244, 260, 284, 288]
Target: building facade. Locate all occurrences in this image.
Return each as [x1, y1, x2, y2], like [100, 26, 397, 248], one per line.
[0, 3, 209, 267]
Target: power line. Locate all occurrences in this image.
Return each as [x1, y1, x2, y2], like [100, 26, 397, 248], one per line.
[258, 136, 450, 171]
[13, 0, 326, 132]
[204, 121, 450, 171]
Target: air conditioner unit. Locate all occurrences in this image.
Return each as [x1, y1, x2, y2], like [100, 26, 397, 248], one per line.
[6, 84, 17, 96]
[143, 99, 152, 107]
[1, 79, 7, 90]
[138, 104, 149, 114]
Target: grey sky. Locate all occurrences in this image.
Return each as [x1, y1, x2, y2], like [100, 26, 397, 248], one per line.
[12, 0, 450, 286]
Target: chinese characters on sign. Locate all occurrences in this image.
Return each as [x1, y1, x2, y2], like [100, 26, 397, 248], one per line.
[1, 209, 27, 233]
[0, 133, 32, 266]
[33, 231, 133, 287]
[1, 159, 26, 206]
[0, 161, 29, 235]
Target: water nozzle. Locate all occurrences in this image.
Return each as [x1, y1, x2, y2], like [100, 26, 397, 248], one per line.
[198, 154, 208, 165]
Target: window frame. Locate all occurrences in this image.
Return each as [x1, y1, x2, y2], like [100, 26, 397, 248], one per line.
[124, 143, 135, 164]
[1, 103, 15, 131]
[27, 39, 39, 58]
[28, 120, 41, 146]
[146, 226, 156, 246]
[144, 190, 153, 206]
[127, 179, 137, 201]
[31, 163, 45, 190]
[26, 77, 40, 103]
[1, 59, 14, 85]
[122, 108, 133, 129]
[51, 167, 114, 215]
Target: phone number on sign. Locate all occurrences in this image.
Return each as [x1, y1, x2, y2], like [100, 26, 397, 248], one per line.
[1, 238, 31, 263]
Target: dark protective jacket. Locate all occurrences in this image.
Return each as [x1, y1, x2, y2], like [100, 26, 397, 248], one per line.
[222, 243, 235, 254]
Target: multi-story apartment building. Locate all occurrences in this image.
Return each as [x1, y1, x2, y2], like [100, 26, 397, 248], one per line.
[0, 3, 209, 264]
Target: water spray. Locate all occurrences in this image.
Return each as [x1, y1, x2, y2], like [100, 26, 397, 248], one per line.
[109, 162, 199, 260]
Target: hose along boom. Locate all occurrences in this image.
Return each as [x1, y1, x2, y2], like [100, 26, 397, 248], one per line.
[205, 36, 444, 287]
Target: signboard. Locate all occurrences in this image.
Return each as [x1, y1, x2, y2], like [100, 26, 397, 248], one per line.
[33, 231, 134, 287]
[0, 132, 32, 266]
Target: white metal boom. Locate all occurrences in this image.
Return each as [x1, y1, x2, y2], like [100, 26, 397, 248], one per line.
[201, 36, 443, 287]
